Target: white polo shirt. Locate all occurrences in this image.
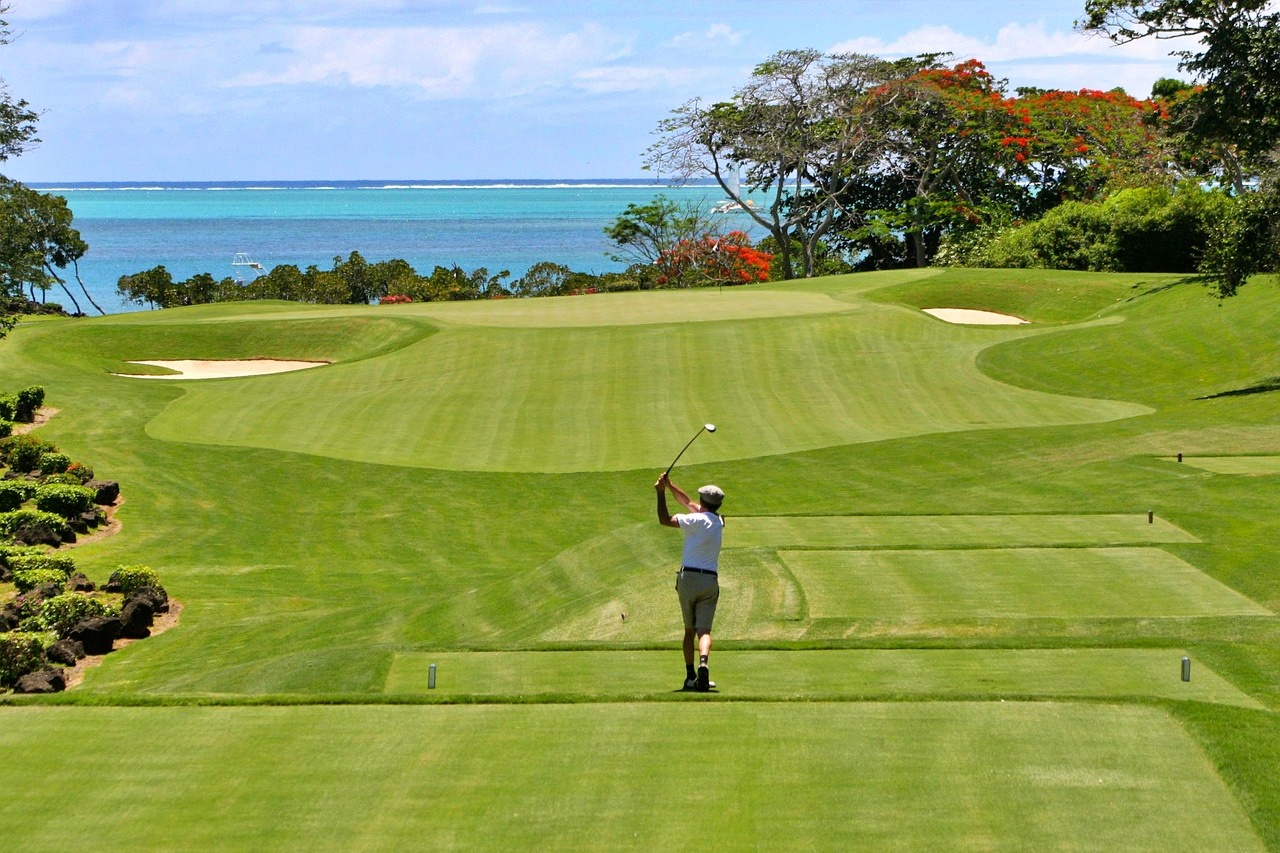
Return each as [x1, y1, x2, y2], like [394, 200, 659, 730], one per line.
[675, 511, 724, 571]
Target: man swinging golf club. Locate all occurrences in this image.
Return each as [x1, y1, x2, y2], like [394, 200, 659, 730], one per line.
[655, 472, 725, 692]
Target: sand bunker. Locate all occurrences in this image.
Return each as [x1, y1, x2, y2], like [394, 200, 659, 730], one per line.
[118, 359, 329, 379]
[923, 308, 1028, 325]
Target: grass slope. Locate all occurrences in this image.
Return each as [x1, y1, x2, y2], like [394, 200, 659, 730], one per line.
[0, 704, 1265, 853]
[1, 268, 1279, 850]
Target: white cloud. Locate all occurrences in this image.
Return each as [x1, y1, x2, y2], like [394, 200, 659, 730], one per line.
[670, 22, 746, 48]
[828, 20, 1188, 93]
[223, 22, 634, 99]
[572, 65, 696, 95]
[830, 21, 1179, 64]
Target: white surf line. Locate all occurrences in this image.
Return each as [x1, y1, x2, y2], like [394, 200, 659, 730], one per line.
[115, 359, 329, 379]
[923, 308, 1028, 325]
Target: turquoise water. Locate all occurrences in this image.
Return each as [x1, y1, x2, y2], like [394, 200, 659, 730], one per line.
[33, 180, 752, 315]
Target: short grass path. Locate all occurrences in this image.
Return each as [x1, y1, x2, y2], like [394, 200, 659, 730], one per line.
[780, 547, 1270, 619]
[0, 703, 1263, 852]
[1165, 455, 1280, 475]
[385, 649, 1261, 708]
[730, 514, 1198, 549]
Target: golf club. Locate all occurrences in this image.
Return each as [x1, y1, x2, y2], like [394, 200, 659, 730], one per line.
[664, 423, 716, 477]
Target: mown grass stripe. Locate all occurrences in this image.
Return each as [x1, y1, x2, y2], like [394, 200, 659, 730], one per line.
[731, 514, 1198, 548]
[779, 547, 1268, 620]
[385, 648, 1261, 708]
[0, 702, 1264, 852]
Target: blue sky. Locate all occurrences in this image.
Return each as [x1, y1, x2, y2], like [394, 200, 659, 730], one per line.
[2, 0, 1191, 181]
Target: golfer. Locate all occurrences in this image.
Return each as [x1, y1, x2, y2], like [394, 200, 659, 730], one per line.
[655, 472, 725, 691]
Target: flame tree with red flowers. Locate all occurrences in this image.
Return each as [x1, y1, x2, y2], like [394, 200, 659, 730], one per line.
[654, 231, 773, 288]
[646, 50, 915, 279]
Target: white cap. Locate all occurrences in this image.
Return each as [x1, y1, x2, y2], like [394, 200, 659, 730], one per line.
[697, 485, 724, 508]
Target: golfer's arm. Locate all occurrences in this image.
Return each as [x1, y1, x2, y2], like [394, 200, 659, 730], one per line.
[656, 489, 679, 527]
[668, 484, 695, 512]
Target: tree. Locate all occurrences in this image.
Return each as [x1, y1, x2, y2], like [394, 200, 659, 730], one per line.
[1016, 86, 1172, 209]
[857, 57, 1029, 267]
[818, 59, 1173, 269]
[646, 50, 913, 279]
[1081, 0, 1280, 178]
[512, 262, 576, 297]
[0, 5, 38, 165]
[0, 178, 103, 314]
[1082, 0, 1280, 293]
[116, 266, 176, 310]
[603, 194, 729, 287]
[1199, 178, 1280, 297]
[0, 3, 45, 330]
[654, 231, 773, 288]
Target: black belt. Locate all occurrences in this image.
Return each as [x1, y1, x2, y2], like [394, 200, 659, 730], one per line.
[681, 566, 717, 575]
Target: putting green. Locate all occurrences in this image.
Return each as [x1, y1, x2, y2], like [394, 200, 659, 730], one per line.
[780, 547, 1269, 619]
[386, 649, 1261, 707]
[731, 514, 1198, 549]
[0, 703, 1263, 852]
[124, 303, 1147, 473]
[1165, 455, 1280, 475]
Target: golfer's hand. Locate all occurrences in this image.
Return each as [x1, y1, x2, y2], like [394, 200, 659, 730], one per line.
[655, 473, 669, 491]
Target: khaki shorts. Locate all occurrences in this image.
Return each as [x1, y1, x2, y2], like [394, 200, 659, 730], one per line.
[676, 569, 720, 633]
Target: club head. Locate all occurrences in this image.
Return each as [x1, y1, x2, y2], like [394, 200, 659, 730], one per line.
[705, 424, 716, 432]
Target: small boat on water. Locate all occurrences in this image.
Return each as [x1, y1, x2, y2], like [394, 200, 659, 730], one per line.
[711, 198, 759, 214]
[232, 253, 265, 282]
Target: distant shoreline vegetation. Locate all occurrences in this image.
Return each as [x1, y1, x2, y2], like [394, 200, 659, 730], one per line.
[27, 179, 722, 192]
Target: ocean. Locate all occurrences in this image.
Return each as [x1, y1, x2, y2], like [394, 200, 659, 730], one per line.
[30, 179, 754, 315]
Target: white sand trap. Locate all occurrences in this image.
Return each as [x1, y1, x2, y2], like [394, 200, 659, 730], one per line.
[923, 308, 1028, 325]
[118, 359, 329, 379]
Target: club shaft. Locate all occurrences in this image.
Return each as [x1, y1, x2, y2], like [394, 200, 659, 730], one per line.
[665, 427, 707, 476]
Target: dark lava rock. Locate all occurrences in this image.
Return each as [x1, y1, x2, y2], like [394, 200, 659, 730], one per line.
[67, 615, 122, 655]
[118, 598, 155, 639]
[15, 669, 66, 694]
[12, 521, 69, 547]
[67, 571, 96, 592]
[85, 480, 120, 506]
[46, 638, 86, 665]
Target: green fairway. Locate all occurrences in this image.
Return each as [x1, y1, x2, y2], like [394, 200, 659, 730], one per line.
[87, 278, 1148, 473]
[0, 702, 1265, 853]
[731, 514, 1198, 549]
[386, 648, 1262, 707]
[3, 269, 1280, 850]
[1168, 456, 1280, 475]
[780, 547, 1270, 619]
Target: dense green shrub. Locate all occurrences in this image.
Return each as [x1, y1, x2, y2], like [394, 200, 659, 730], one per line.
[1200, 184, 1280, 298]
[34, 483, 95, 518]
[0, 481, 35, 512]
[0, 543, 44, 564]
[1, 434, 56, 473]
[0, 508, 72, 540]
[13, 567, 66, 593]
[65, 462, 94, 484]
[31, 593, 117, 636]
[0, 631, 51, 686]
[0, 421, 10, 440]
[14, 386, 45, 422]
[108, 565, 161, 596]
[0, 394, 15, 422]
[8, 553, 76, 576]
[945, 186, 1232, 273]
[38, 452, 71, 476]
[40, 473, 81, 486]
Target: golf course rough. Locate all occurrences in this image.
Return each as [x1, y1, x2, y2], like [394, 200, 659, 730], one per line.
[2, 268, 1279, 851]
